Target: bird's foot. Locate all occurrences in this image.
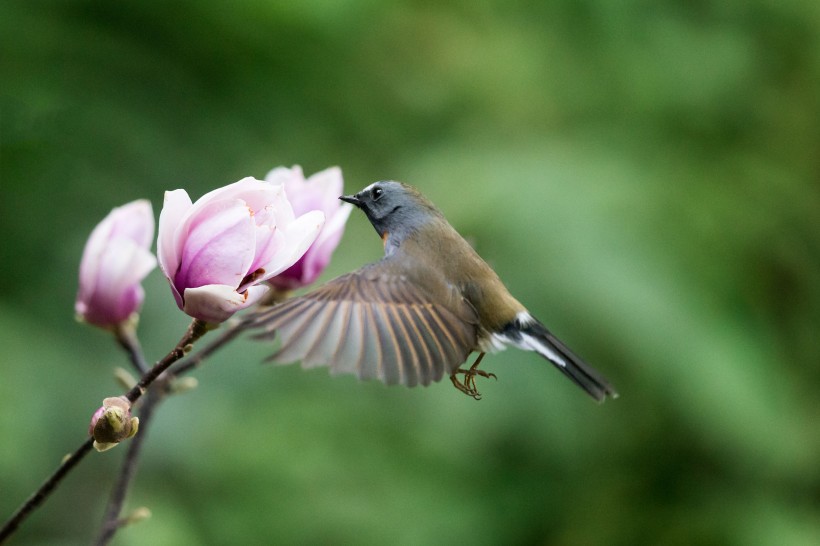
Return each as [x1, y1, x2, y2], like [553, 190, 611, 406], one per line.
[450, 353, 496, 400]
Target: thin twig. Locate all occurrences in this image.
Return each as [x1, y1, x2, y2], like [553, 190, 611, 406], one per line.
[124, 319, 209, 404]
[94, 387, 162, 546]
[172, 316, 250, 377]
[0, 439, 94, 543]
[114, 324, 149, 375]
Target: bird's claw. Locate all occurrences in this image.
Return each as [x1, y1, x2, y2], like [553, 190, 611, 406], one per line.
[450, 353, 495, 400]
[450, 374, 481, 399]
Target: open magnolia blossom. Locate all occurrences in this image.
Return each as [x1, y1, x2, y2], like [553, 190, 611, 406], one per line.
[157, 177, 325, 323]
[75, 200, 157, 328]
[265, 166, 352, 290]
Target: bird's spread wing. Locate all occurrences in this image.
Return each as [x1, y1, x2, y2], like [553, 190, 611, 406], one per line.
[250, 265, 478, 387]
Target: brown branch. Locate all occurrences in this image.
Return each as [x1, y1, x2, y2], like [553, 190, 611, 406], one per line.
[114, 323, 149, 375]
[93, 317, 250, 544]
[172, 316, 250, 377]
[0, 318, 210, 544]
[94, 387, 162, 545]
[123, 319, 209, 404]
[0, 438, 94, 543]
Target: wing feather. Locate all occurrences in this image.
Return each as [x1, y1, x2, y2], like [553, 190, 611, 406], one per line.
[382, 303, 418, 387]
[302, 300, 343, 367]
[268, 300, 325, 365]
[411, 305, 448, 381]
[372, 303, 402, 385]
[358, 303, 381, 381]
[333, 302, 364, 377]
[251, 264, 478, 387]
[395, 305, 434, 384]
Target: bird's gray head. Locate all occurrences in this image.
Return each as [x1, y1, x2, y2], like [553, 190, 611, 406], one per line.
[340, 181, 442, 243]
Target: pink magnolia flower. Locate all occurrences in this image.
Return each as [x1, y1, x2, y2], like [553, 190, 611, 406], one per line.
[157, 177, 325, 323]
[75, 200, 157, 328]
[265, 166, 352, 290]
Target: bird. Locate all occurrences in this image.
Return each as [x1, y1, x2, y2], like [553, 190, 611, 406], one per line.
[251, 181, 617, 401]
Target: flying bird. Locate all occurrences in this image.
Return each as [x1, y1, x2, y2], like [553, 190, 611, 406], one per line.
[252, 181, 617, 401]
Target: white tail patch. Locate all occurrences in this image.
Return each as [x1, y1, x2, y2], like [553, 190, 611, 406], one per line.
[488, 332, 567, 368]
[519, 333, 567, 367]
[515, 311, 536, 325]
[513, 312, 567, 366]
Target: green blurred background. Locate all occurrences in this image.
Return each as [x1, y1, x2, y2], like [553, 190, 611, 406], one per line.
[2, 0, 819, 544]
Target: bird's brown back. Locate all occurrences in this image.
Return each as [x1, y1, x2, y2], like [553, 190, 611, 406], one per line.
[396, 217, 526, 334]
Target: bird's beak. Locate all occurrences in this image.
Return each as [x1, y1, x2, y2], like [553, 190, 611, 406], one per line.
[339, 194, 362, 207]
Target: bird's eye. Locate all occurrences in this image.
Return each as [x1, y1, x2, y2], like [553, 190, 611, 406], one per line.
[371, 187, 384, 200]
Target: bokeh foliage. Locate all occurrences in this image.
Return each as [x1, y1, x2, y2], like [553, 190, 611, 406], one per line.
[1, 0, 819, 544]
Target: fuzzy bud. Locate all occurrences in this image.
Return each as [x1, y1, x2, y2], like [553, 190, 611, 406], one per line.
[89, 396, 139, 452]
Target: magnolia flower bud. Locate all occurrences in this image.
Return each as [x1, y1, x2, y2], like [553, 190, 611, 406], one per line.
[266, 166, 352, 290]
[157, 177, 325, 323]
[89, 397, 139, 452]
[75, 200, 157, 328]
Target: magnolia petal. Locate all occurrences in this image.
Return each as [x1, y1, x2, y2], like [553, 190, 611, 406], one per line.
[100, 241, 157, 295]
[80, 202, 154, 292]
[194, 177, 270, 211]
[182, 283, 270, 323]
[174, 199, 256, 293]
[242, 284, 270, 308]
[301, 203, 352, 285]
[77, 218, 115, 306]
[157, 189, 193, 283]
[110, 200, 155, 249]
[315, 199, 353, 250]
[279, 202, 352, 288]
[196, 177, 290, 229]
[248, 223, 277, 275]
[267, 182, 296, 226]
[241, 186, 285, 225]
[302, 166, 344, 213]
[264, 165, 302, 187]
[266, 165, 333, 222]
[266, 166, 351, 289]
[79, 242, 154, 325]
[259, 210, 325, 279]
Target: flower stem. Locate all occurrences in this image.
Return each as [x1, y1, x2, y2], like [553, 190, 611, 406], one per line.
[114, 323, 149, 375]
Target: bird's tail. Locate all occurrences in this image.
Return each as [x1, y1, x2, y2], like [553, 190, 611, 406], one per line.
[499, 314, 617, 402]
